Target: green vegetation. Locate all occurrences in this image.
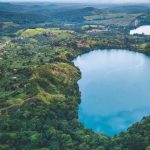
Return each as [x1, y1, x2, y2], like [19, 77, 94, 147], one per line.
[85, 13, 141, 26]
[0, 2, 150, 150]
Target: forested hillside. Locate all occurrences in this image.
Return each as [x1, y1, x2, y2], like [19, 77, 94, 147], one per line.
[0, 2, 150, 150]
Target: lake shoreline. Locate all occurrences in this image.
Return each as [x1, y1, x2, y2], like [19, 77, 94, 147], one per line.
[74, 49, 149, 134]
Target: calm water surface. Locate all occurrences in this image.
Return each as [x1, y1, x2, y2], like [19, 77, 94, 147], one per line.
[74, 49, 150, 136]
[130, 25, 150, 35]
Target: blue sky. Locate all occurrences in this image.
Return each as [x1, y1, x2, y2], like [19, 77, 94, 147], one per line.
[0, 0, 150, 3]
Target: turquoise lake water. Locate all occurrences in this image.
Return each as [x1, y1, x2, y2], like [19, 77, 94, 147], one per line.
[74, 49, 150, 136]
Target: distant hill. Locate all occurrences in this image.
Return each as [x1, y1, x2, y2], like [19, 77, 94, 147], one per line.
[50, 7, 104, 22]
[0, 11, 47, 24]
[0, 2, 105, 23]
[0, 3, 149, 29]
[108, 5, 150, 13]
[29, 7, 105, 23]
[0, 2, 58, 12]
[137, 13, 150, 25]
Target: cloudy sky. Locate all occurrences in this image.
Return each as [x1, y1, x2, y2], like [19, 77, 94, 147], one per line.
[0, 0, 150, 3]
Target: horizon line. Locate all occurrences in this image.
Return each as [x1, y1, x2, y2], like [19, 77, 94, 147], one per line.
[0, 1, 150, 4]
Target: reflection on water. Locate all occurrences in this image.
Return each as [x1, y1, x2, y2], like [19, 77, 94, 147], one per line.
[130, 25, 150, 35]
[74, 49, 150, 136]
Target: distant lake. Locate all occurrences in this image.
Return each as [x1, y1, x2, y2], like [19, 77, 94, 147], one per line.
[74, 49, 150, 136]
[130, 25, 150, 35]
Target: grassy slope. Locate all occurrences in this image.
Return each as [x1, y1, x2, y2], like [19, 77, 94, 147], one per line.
[0, 29, 111, 149]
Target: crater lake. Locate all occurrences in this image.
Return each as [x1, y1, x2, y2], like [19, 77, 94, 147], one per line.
[74, 49, 150, 136]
